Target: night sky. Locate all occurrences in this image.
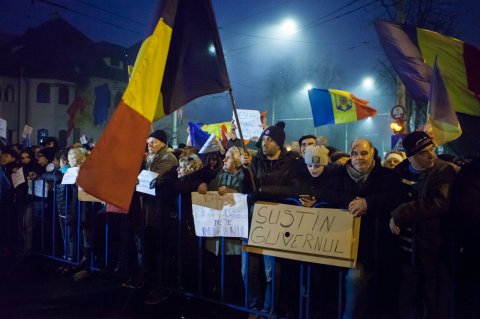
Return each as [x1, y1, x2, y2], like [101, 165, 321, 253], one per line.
[1, 0, 479, 151]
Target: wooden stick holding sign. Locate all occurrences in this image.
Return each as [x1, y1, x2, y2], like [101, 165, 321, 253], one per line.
[244, 202, 361, 268]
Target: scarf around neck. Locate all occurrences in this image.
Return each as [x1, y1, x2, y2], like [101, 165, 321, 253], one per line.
[346, 160, 375, 184]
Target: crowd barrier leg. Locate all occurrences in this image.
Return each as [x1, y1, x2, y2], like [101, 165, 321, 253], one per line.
[105, 213, 109, 269]
[52, 179, 57, 257]
[299, 263, 304, 319]
[198, 236, 203, 295]
[306, 264, 311, 319]
[338, 269, 344, 319]
[177, 194, 183, 290]
[41, 181, 45, 253]
[220, 237, 225, 301]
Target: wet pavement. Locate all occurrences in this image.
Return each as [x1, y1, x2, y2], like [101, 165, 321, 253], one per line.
[0, 252, 246, 319]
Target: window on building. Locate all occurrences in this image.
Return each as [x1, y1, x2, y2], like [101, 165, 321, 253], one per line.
[5, 85, 14, 103]
[58, 85, 69, 105]
[37, 83, 50, 103]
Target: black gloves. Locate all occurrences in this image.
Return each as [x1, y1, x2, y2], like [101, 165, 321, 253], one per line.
[149, 177, 167, 189]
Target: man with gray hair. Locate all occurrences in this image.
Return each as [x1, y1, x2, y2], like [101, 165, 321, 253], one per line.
[323, 138, 404, 319]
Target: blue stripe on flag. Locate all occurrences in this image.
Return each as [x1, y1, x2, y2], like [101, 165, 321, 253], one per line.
[308, 88, 335, 126]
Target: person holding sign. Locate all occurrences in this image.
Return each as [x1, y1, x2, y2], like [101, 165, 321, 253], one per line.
[41, 149, 75, 266]
[198, 146, 247, 300]
[13, 149, 42, 256]
[141, 129, 177, 305]
[323, 138, 405, 319]
[296, 145, 332, 208]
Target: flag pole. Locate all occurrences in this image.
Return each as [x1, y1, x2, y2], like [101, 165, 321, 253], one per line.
[228, 88, 257, 191]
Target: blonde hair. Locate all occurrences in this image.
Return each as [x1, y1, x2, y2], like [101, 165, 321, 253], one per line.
[68, 148, 88, 167]
[226, 146, 243, 168]
[178, 154, 203, 176]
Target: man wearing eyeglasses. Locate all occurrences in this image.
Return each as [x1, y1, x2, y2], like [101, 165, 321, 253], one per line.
[389, 131, 457, 319]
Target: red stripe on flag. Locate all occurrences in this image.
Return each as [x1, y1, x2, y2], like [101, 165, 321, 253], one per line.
[464, 42, 480, 98]
[77, 101, 151, 211]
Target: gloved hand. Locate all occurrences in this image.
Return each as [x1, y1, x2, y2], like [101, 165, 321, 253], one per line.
[149, 177, 166, 189]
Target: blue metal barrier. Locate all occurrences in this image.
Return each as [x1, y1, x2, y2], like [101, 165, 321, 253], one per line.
[24, 184, 429, 319]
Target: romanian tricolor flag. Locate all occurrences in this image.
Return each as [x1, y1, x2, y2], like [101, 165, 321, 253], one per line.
[77, 0, 230, 211]
[308, 88, 377, 127]
[429, 61, 462, 146]
[374, 20, 480, 116]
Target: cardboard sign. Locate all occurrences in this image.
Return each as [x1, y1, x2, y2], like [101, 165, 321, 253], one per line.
[78, 186, 102, 202]
[233, 109, 263, 140]
[21, 125, 33, 138]
[28, 179, 49, 198]
[136, 170, 158, 196]
[244, 202, 361, 268]
[0, 118, 6, 139]
[11, 167, 26, 188]
[61, 167, 79, 184]
[191, 192, 249, 238]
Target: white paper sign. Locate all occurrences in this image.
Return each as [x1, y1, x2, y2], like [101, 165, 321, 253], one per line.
[232, 109, 264, 140]
[136, 170, 158, 196]
[11, 167, 25, 188]
[0, 118, 6, 139]
[21, 125, 33, 138]
[80, 135, 88, 144]
[191, 192, 249, 238]
[28, 179, 49, 198]
[61, 167, 79, 184]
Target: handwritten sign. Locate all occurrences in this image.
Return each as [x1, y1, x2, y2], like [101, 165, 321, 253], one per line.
[21, 125, 33, 138]
[245, 202, 361, 268]
[0, 118, 6, 139]
[136, 170, 158, 196]
[28, 179, 49, 198]
[191, 192, 249, 238]
[232, 109, 263, 140]
[11, 167, 25, 188]
[61, 167, 79, 184]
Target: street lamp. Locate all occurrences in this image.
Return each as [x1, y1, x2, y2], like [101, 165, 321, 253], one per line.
[362, 77, 375, 90]
[303, 82, 313, 92]
[280, 18, 298, 36]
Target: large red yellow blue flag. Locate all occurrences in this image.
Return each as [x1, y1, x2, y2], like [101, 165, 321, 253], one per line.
[77, 0, 230, 211]
[308, 88, 377, 126]
[374, 20, 480, 116]
[429, 61, 462, 146]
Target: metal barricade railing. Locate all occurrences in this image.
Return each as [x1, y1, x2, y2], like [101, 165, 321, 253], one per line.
[21, 182, 458, 319]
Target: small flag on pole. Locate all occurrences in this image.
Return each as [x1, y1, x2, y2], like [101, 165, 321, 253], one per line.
[308, 88, 377, 127]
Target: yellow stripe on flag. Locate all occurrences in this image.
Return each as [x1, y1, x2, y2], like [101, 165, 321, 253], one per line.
[417, 28, 480, 116]
[329, 89, 357, 124]
[123, 18, 173, 122]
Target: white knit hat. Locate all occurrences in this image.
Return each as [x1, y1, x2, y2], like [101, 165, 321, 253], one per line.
[304, 145, 329, 166]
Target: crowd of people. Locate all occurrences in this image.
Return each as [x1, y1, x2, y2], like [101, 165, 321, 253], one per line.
[1, 121, 479, 319]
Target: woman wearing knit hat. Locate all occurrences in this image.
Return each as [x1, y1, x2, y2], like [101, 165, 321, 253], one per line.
[383, 150, 406, 170]
[297, 145, 331, 208]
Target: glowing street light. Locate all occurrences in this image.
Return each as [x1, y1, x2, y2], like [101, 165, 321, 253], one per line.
[280, 18, 299, 36]
[303, 82, 313, 91]
[362, 77, 375, 90]
[208, 44, 216, 55]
